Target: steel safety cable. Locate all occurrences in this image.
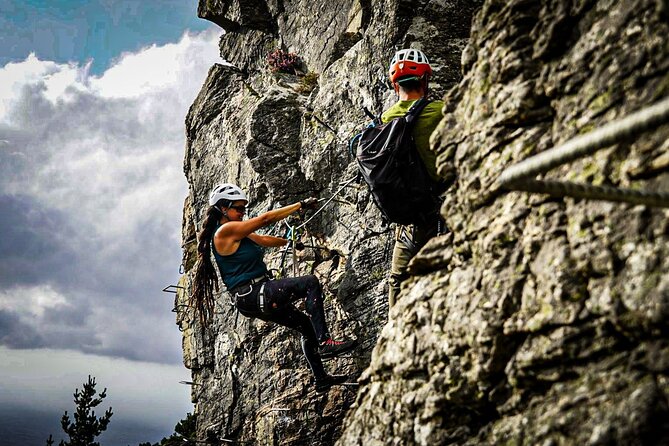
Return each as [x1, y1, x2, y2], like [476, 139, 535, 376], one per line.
[276, 175, 358, 276]
[512, 179, 669, 208]
[497, 96, 669, 207]
[296, 175, 357, 230]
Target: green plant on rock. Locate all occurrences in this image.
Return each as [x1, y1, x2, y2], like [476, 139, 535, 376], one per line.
[369, 267, 385, 281]
[296, 71, 319, 94]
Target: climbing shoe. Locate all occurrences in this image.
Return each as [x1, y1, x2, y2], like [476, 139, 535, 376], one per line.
[315, 374, 349, 393]
[318, 338, 358, 359]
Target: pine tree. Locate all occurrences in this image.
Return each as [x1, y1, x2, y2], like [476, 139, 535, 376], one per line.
[160, 412, 196, 445]
[137, 412, 197, 446]
[46, 375, 113, 446]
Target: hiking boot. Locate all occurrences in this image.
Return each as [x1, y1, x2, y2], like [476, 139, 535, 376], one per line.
[315, 374, 349, 393]
[318, 338, 358, 359]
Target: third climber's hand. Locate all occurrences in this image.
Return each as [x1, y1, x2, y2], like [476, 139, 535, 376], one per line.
[300, 197, 319, 210]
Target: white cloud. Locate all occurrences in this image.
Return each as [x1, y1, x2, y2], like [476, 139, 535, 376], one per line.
[0, 284, 69, 319]
[0, 28, 221, 363]
[0, 53, 89, 120]
[92, 30, 220, 99]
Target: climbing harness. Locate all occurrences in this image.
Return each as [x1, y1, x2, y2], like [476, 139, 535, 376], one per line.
[498, 96, 669, 207]
[397, 226, 417, 252]
[257, 282, 268, 313]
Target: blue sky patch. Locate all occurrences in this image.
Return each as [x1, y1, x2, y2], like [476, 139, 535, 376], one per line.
[0, 0, 212, 74]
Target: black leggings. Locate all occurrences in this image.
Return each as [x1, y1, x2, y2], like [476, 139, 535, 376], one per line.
[234, 275, 330, 379]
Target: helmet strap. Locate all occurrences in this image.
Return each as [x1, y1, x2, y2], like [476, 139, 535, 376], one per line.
[213, 205, 229, 218]
[397, 76, 422, 85]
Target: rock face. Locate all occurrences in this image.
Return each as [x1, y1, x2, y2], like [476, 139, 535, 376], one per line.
[178, 0, 669, 445]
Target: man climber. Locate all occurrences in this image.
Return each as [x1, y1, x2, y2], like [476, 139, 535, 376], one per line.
[382, 48, 445, 306]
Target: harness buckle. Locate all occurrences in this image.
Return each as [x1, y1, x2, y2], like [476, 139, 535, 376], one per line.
[257, 283, 267, 313]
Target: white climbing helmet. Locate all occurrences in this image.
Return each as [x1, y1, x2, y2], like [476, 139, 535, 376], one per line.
[388, 48, 432, 83]
[209, 183, 248, 205]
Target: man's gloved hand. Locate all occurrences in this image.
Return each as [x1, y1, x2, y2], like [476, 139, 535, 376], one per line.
[299, 197, 319, 209]
[294, 241, 305, 251]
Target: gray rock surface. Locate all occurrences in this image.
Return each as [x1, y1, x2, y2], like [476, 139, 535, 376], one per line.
[177, 0, 669, 444]
[340, 0, 669, 445]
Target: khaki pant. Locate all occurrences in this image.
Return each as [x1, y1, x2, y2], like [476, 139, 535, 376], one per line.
[388, 218, 440, 306]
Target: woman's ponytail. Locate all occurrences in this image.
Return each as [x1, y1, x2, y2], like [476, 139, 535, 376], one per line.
[190, 205, 223, 326]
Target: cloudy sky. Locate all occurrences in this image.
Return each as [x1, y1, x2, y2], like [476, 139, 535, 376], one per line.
[0, 1, 220, 444]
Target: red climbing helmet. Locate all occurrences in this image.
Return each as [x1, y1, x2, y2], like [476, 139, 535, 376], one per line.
[388, 48, 433, 84]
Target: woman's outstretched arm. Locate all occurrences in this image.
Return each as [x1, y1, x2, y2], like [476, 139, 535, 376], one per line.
[247, 233, 289, 247]
[221, 202, 301, 241]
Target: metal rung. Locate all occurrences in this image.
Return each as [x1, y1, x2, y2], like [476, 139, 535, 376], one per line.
[181, 237, 196, 247]
[162, 285, 185, 294]
[172, 304, 191, 313]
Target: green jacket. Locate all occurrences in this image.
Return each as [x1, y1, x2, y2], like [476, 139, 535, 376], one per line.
[381, 99, 444, 180]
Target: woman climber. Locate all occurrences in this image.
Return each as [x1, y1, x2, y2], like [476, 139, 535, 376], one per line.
[190, 183, 358, 393]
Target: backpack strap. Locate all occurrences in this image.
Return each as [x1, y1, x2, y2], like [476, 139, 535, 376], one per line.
[363, 106, 383, 126]
[404, 97, 431, 125]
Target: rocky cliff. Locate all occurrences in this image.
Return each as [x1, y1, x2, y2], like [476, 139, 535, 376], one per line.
[176, 0, 669, 444]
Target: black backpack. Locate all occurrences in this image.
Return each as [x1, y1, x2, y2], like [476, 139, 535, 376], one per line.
[355, 98, 441, 225]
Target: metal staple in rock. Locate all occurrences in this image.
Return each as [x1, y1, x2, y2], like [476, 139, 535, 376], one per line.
[497, 96, 669, 207]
